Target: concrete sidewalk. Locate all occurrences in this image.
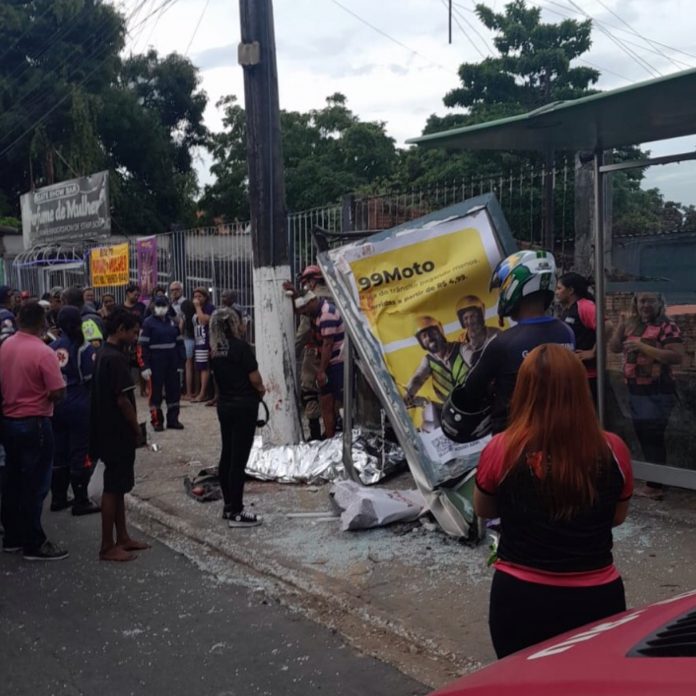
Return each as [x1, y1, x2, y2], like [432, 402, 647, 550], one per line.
[128, 397, 696, 689]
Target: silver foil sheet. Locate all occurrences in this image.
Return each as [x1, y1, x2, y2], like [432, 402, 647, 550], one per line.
[246, 430, 406, 485]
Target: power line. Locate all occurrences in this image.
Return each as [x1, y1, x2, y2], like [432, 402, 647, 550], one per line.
[185, 0, 212, 56]
[453, 0, 638, 85]
[576, 57, 632, 84]
[539, 0, 692, 70]
[1, 0, 152, 127]
[442, 0, 486, 59]
[0, 0, 181, 160]
[447, 1, 494, 59]
[328, 0, 455, 74]
[594, 0, 686, 71]
[561, 0, 662, 78]
[0, 2, 55, 65]
[451, 4, 495, 55]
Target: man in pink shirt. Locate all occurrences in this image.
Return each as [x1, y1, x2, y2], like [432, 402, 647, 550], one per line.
[0, 301, 67, 560]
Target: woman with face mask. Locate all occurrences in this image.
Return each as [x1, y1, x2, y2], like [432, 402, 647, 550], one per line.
[609, 292, 685, 499]
[138, 296, 187, 432]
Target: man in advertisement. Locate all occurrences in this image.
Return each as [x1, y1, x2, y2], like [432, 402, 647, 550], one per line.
[456, 294, 502, 369]
[442, 250, 575, 443]
[404, 316, 467, 431]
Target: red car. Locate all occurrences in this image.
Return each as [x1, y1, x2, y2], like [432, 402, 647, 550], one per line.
[430, 589, 696, 696]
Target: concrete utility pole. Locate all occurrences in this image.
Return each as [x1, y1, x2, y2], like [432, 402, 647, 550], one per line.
[238, 0, 301, 445]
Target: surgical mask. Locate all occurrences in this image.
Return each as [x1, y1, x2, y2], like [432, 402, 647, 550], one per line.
[154, 306, 168, 317]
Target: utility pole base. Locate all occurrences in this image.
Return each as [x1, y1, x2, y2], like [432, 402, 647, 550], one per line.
[253, 264, 302, 446]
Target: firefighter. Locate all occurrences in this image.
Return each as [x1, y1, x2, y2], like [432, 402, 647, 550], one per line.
[283, 265, 334, 441]
[50, 306, 100, 515]
[139, 296, 186, 432]
[404, 316, 467, 424]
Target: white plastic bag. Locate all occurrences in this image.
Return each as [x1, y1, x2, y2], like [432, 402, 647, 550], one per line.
[330, 480, 426, 531]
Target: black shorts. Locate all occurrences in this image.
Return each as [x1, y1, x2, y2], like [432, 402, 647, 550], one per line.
[102, 451, 136, 494]
[319, 362, 344, 400]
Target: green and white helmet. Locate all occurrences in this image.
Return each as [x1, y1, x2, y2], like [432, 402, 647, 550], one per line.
[489, 250, 556, 319]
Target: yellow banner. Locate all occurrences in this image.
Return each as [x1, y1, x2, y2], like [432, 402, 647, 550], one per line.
[91, 242, 129, 287]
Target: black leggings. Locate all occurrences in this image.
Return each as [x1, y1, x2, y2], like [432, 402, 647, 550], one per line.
[489, 570, 626, 658]
[216, 401, 257, 514]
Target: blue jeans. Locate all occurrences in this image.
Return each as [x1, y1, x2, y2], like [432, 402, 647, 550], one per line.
[1, 417, 54, 551]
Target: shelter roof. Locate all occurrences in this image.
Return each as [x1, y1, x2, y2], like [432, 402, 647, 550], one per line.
[407, 68, 696, 152]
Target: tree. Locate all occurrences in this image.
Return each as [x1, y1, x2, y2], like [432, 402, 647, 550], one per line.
[0, 2, 208, 234]
[442, 0, 598, 125]
[99, 49, 208, 233]
[383, 1, 600, 245]
[0, 0, 124, 210]
[200, 93, 397, 221]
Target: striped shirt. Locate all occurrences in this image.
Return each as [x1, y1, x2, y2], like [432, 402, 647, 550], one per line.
[312, 300, 344, 366]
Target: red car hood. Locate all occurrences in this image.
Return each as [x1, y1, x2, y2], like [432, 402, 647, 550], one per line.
[431, 589, 696, 696]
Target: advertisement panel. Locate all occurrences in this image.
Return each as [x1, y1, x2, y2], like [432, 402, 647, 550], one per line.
[91, 242, 129, 287]
[136, 236, 158, 302]
[20, 171, 110, 246]
[320, 195, 516, 537]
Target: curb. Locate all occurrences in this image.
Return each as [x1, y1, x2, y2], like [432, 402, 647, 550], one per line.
[126, 492, 480, 688]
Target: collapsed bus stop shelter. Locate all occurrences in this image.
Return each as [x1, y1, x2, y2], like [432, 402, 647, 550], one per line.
[408, 67, 696, 491]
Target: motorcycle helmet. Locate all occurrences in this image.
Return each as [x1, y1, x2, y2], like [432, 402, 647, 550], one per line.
[441, 397, 492, 444]
[414, 315, 445, 349]
[489, 250, 556, 320]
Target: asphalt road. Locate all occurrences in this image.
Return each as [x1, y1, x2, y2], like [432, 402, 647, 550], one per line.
[0, 504, 427, 696]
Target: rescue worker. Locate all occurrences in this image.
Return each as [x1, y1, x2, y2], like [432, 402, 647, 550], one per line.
[139, 295, 186, 432]
[49, 307, 100, 515]
[456, 294, 502, 370]
[404, 316, 467, 426]
[62, 286, 104, 349]
[283, 265, 333, 441]
[0, 285, 17, 343]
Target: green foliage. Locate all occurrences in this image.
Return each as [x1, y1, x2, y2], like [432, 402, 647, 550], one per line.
[0, 1, 207, 234]
[393, 0, 600, 197]
[201, 93, 397, 221]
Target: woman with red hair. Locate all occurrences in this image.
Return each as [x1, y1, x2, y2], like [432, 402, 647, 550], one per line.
[475, 344, 633, 658]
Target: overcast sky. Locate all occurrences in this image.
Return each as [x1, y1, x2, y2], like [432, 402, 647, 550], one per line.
[119, 0, 696, 204]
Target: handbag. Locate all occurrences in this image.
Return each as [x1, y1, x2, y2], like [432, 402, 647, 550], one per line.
[257, 399, 270, 428]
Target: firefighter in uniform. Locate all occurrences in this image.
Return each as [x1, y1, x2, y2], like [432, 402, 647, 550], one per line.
[139, 296, 186, 432]
[284, 265, 334, 441]
[404, 316, 467, 426]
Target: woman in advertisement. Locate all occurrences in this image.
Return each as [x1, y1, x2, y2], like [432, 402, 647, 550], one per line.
[609, 291, 684, 499]
[475, 344, 633, 659]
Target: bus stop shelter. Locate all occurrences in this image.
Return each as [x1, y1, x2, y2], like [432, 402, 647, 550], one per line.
[408, 67, 696, 491]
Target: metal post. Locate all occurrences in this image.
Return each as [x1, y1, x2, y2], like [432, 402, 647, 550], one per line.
[593, 151, 606, 425]
[342, 335, 359, 483]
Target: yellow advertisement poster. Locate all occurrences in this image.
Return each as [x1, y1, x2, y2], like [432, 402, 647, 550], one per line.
[91, 242, 129, 287]
[348, 225, 504, 436]
[321, 197, 515, 536]
[328, 205, 509, 476]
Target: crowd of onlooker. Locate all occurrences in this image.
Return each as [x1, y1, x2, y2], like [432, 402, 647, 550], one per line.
[0, 280, 260, 562]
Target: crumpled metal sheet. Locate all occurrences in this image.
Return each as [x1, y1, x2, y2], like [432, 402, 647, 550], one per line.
[246, 429, 406, 485]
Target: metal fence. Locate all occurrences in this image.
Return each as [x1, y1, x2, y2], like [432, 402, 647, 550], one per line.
[11, 159, 575, 332]
[289, 159, 576, 271]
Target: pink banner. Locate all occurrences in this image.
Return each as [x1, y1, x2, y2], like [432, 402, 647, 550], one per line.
[136, 235, 158, 302]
